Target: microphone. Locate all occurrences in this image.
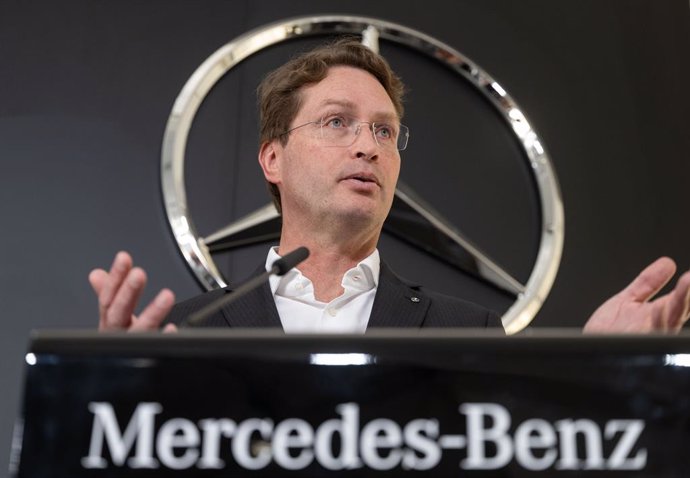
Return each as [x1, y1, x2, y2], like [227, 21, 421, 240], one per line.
[272, 246, 309, 275]
[185, 247, 310, 327]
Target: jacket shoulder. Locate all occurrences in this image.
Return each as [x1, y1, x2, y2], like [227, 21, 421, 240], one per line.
[418, 286, 504, 329]
[379, 261, 504, 330]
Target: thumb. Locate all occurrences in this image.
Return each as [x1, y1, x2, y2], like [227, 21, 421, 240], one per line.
[623, 257, 677, 303]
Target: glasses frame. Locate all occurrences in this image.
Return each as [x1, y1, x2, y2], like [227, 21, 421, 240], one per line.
[281, 114, 410, 151]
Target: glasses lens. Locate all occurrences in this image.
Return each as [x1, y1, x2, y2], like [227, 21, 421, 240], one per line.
[319, 115, 353, 147]
[319, 115, 409, 151]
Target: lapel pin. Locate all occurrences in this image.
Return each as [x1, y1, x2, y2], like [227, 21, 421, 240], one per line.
[410, 296, 420, 303]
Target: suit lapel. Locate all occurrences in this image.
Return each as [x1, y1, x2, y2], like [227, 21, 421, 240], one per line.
[219, 266, 282, 328]
[367, 262, 430, 329]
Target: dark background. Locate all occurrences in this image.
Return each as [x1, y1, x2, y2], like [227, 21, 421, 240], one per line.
[1, 0, 689, 473]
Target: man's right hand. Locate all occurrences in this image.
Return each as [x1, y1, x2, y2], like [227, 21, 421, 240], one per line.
[89, 251, 176, 331]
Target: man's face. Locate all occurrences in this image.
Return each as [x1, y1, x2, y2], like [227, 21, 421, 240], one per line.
[264, 66, 401, 235]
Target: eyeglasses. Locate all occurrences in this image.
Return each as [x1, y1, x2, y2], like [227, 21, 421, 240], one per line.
[281, 113, 410, 151]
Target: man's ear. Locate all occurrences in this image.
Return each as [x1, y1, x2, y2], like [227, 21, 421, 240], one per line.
[258, 140, 282, 185]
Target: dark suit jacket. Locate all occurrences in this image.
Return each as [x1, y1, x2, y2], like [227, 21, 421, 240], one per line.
[166, 262, 503, 330]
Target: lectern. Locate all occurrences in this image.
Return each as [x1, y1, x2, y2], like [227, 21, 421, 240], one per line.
[11, 330, 690, 477]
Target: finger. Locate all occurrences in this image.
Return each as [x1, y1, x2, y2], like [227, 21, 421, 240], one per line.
[101, 267, 147, 330]
[88, 268, 108, 296]
[162, 323, 178, 333]
[130, 289, 176, 332]
[100, 251, 133, 311]
[663, 271, 690, 331]
[90, 268, 111, 329]
[622, 257, 677, 303]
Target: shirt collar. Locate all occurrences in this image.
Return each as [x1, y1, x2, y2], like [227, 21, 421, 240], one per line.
[266, 246, 380, 298]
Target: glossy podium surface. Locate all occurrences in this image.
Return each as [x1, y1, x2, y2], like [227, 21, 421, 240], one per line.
[12, 330, 690, 477]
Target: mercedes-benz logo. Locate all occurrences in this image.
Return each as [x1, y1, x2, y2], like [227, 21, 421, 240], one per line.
[160, 15, 564, 334]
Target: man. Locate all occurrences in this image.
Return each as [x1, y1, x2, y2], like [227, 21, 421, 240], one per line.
[89, 39, 690, 333]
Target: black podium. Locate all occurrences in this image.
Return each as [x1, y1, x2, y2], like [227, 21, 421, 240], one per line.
[11, 330, 690, 477]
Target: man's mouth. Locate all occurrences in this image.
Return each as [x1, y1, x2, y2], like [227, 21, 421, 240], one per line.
[342, 173, 379, 186]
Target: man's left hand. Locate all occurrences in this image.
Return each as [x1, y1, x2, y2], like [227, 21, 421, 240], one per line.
[584, 257, 690, 333]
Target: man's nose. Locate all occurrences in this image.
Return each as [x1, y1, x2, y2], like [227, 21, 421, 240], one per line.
[351, 123, 380, 158]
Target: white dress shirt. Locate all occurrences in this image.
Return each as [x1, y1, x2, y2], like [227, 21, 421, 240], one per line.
[266, 247, 380, 334]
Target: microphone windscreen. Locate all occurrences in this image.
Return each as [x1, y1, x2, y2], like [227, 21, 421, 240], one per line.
[272, 247, 310, 275]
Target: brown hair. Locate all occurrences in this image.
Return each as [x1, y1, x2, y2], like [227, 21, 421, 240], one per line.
[257, 37, 405, 213]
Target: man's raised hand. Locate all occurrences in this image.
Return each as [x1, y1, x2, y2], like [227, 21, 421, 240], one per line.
[89, 251, 176, 331]
[584, 257, 690, 333]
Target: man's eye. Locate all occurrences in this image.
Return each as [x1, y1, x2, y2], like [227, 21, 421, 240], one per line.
[376, 125, 395, 140]
[325, 116, 347, 129]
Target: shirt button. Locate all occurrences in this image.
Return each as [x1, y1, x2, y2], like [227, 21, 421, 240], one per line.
[328, 308, 337, 317]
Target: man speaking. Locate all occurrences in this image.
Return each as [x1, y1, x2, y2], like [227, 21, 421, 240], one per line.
[88, 39, 690, 333]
